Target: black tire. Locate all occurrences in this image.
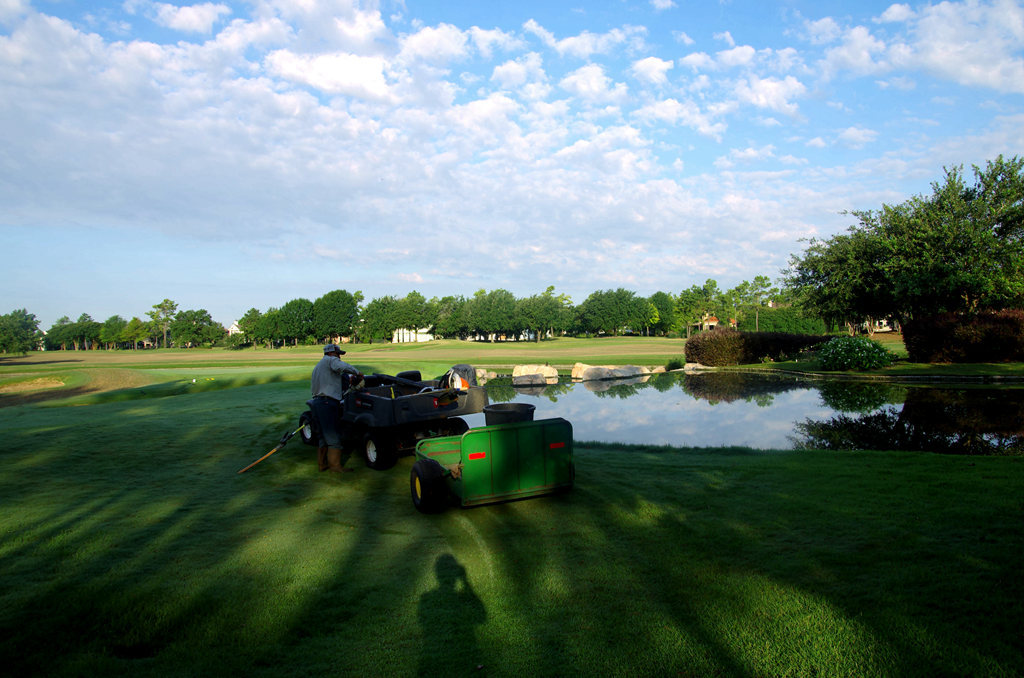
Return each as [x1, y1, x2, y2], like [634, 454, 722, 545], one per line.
[363, 431, 398, 470]
[444, 417, 469, 436]
[298, 411, 317, 446]
[411, 459, 448, 513]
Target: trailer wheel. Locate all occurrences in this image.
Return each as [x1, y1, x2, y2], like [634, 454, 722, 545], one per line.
[363, 431, 398, 470]
[298, 412, 317, 446]
[411, 459, 447, 513]
[444, 417, 469, 436]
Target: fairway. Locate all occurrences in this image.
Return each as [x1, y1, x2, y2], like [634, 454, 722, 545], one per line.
[0, 344, 1022, 677]
[0, 339, 687, 408]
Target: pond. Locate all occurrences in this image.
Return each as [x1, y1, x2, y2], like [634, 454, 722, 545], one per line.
[459, 372, 1024, 455]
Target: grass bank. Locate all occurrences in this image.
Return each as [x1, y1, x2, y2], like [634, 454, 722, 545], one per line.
[0, 379, 1021, 677]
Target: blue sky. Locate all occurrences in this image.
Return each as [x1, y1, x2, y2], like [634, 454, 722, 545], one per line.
[2, 0, 1023, 328]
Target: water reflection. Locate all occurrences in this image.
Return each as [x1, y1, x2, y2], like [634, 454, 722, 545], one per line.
[795, 388, 1024, 455]
[467, 372, 1024, 454]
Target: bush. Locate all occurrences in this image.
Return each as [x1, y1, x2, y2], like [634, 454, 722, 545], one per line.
[685, 329, 828, 366]
[665, 357, 685, 371]
[817, 336, 895, 371]
[684, 328, 745, 366]
[903, 310, 1024, 363]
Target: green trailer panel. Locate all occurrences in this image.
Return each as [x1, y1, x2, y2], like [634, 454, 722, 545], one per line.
[414, 417, 573, 508]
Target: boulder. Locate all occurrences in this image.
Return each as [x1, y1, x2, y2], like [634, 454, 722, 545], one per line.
[475, 368, 498, 384]
[512, 364, 558, 385]
[512, 372, 549, 386]
[572, 362, 651, 381]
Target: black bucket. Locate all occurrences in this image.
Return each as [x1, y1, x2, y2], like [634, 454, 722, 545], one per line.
[483, 403, 536, 426]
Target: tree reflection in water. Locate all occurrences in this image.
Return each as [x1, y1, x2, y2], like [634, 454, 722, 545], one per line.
[480, 371, 1024, 454]
[794, 387, 1024, 455]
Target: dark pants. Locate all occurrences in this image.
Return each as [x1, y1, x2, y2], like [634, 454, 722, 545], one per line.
[310, 396, 342, 448]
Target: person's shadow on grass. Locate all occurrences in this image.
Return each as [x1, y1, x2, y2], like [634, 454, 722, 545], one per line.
[417, 553, 486, 677]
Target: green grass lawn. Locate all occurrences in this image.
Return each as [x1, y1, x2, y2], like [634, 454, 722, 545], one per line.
[0, 372, 1022, 677]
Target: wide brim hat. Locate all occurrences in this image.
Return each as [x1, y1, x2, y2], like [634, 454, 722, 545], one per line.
[323, 344, 346, 355]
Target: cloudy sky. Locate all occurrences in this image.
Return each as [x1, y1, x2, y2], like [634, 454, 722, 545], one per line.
[2, 0, 1023, 328]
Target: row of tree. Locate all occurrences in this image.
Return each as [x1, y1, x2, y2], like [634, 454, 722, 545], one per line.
[234, 280, 801, 348]
[3, 276, 817, 353]
[786, 155, 1024, 332]
[36, 300, 226, 351]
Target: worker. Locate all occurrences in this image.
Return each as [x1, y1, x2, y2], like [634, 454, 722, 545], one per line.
[310, 344, 363, 473]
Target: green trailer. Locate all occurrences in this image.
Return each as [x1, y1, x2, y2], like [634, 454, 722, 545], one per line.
[409, 414, 574, 513]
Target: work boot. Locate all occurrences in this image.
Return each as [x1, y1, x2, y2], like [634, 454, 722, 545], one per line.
[317, 446, 328, 472]
[327, 447, 353, 473]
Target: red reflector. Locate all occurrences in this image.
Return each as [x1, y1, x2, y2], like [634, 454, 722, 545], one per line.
[467, 452, 486, 460]
[549, 442, 566, 449]
[433, 398, 439, 408]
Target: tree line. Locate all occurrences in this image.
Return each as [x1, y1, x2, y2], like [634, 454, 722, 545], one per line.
[2, 279, 821, 354]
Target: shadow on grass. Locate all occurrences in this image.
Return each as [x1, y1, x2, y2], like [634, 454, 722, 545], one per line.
[0, 383, 1021, 677]
[0, 357, 83, 366]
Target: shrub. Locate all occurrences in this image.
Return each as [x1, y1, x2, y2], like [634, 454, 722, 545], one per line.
[904, 310, 1024, 363]
[665, 357, 685, 371]
[741, 332, 829, 362]
[685, 329, 828, 366]
[817, 336, 895, 371]
[684, 328, 745, 366]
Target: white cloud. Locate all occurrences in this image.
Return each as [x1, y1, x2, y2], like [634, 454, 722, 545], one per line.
[877, 76, 916, 90]
[838, 126, 878, 148]
[715, 144, 776, 168]
[714, 30, 735, 47]
[650, 0, 676, 10]
[877, 4, 915, 23]
[524, 20, 646, 59]
[679, 51, 713, 70]
[399, 22, 468, 63]
[0, 0, 29, 23]
[153, 2, 230, 33]
[717, 44, 756, 67]
[265, 50, 390, 100]
[631, 98, 726, 138]
[469, 27, 524, 58]
[805, 17, 840, 44]
[630, 56, 673, 84]
[491, 51, 547, 96]
[822, 25, 889, 79]
[673, 30, 695, 45]
[903, 0, 1024, 94]
[734, 75, 806, 114]
[806, 137, 827, 148]
[559, 63, 628, 102]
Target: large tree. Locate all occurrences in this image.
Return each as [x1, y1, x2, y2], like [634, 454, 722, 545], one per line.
[394, 291, 430, 341]
[313, 290, 361, 342]
[120, 317, 150, 349]
[100, 315, 128, 350]
[467, 289, 518, 340]
[431, 295, 469, 339]
[278, 298, 314, 346]
[147, 299, 179, 349]
[788, 156, 1024, 327]
[360, 295, 401, 342]
[0, 309, 40, 354]
[70, 314, 101, 350]
[170, 309, 224, 347]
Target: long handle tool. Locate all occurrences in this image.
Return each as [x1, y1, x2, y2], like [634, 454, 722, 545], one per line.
[237, 424, 305, 474]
